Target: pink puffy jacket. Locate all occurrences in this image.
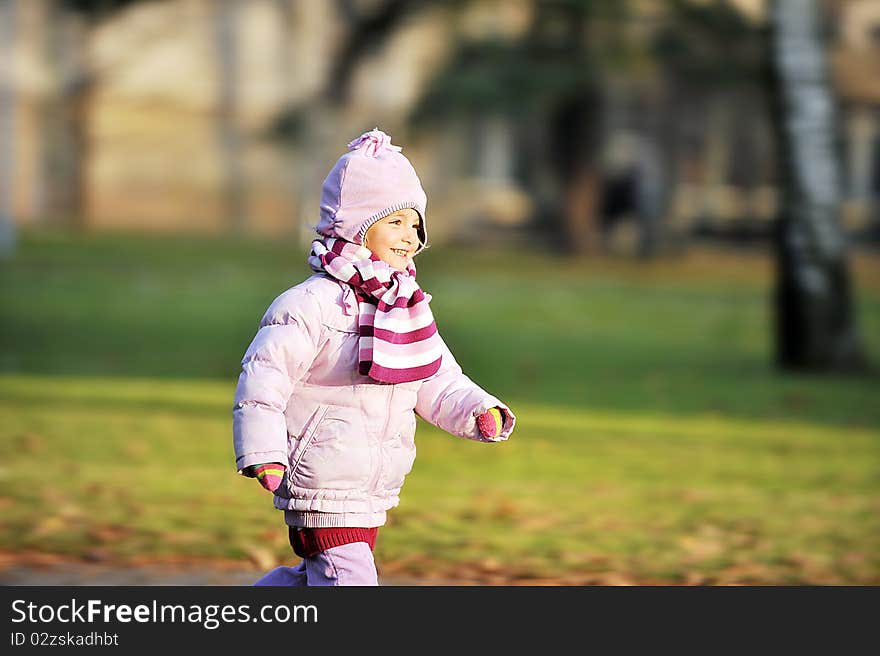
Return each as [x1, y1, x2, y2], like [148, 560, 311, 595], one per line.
[232, 274, 516, 528]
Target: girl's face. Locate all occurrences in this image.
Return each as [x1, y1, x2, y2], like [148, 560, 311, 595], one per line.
[363, 208, 422, 271]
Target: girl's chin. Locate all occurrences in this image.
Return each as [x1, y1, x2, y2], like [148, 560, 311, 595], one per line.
[382, 255, 410, 270]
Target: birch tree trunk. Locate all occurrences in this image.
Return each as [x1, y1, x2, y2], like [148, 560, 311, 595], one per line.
[769, 0, 868, 372]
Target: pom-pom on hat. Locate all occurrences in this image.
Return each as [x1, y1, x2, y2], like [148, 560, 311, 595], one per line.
[316, 128, 428, 251]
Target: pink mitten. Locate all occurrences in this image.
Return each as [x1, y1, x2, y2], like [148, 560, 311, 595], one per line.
[477, 407, 504, 439]
[248, 463, 285, 492]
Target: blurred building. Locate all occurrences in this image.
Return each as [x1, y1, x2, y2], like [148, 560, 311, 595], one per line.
[5, 0, 879, 249]
[831, 0, 880, 236]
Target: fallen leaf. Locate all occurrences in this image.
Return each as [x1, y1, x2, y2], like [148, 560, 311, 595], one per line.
[245, 546, 278, 571]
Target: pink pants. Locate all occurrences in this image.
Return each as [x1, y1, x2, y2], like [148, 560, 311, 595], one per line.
[252, 542, 379, 586]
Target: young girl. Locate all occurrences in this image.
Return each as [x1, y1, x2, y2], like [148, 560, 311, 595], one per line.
[233, 128, 516, 586]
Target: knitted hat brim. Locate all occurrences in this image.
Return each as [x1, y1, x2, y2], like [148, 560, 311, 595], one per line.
[358, 203, 428, 254]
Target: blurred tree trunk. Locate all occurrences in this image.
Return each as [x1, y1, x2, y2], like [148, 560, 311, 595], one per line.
[553, 97, 603, 256]
[533, 1, 603, 256]
[212, 0, 246, 232]
[62, 14, 92, 232]
[768, 0, 868, 372]
[0, 0, 18, 256]
[274, 0, 298, 237]
[42, 5, 95, 230]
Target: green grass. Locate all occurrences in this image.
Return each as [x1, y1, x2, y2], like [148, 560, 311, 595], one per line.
[1, 230, 878, 584]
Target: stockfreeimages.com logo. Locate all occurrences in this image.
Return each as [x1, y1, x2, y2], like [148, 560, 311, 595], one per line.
[11, 598, 318, 631]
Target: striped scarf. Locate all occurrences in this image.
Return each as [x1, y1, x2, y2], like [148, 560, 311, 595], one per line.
[308, 237, 443, 383]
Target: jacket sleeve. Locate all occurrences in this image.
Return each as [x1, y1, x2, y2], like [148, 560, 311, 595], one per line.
[414, 336, 516, 443]
[232, 288, 323, 473]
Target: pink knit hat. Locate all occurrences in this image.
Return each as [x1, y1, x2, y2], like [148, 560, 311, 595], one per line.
[316, 128, 428, 251]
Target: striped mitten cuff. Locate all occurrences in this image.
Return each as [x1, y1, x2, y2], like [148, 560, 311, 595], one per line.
[249, 463, 285, 492]
[477, 407, 504, 439]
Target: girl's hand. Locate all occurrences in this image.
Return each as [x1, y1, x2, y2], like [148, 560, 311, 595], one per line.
[247, 463, 285, 492]
[477, 407, 505, 439]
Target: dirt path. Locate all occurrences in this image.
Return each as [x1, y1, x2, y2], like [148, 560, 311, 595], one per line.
[0, 555, 435, 586]
[0, 563, 262, 586]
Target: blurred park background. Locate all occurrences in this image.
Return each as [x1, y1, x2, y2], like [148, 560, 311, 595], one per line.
[0, 0, 879, 585]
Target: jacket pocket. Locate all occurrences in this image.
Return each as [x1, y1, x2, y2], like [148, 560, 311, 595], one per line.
[289, 404, 330, 472]
[291, 404, 373, 491]
[275, 404, 329, 498]
[382, 412, 417, 491]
